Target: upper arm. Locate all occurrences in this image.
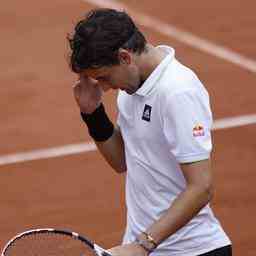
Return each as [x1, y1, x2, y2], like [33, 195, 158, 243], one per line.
[180, 159, 213, 196]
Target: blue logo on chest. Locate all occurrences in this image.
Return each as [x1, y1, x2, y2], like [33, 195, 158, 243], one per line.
[142, 104, 152, 122]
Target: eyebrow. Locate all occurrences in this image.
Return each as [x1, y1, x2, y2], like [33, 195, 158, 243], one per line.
[96, 74, 109, 80]
[88, 68, 108, 79]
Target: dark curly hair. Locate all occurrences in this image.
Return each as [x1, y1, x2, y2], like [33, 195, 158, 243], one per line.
[68, 8, 147, 73]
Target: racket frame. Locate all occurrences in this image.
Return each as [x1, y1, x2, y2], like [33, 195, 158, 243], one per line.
[1, 228, 111, 256]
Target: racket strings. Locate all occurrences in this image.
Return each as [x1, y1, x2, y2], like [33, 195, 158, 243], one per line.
[4, 232, 96, 256]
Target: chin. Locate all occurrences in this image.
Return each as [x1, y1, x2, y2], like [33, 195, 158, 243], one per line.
[124, 88, 137, 95]
[124, 83, 140, 94]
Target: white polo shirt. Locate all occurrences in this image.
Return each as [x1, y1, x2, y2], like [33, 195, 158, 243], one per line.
[117, 45, 231, 256]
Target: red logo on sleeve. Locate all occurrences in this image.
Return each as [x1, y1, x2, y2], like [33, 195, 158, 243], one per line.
[193, 124, 205, 137]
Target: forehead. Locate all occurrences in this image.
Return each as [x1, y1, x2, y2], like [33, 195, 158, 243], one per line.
[81, 66, 112, 79]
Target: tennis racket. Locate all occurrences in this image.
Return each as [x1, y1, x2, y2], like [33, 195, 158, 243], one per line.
[1, 228, 113, 256]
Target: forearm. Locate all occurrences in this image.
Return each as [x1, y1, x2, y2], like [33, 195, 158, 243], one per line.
[79, 102, 127, 173]
[95, 126, 127, 173]
[142, 184, 213, 245]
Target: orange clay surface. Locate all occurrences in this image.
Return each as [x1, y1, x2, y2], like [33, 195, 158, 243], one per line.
[0, 1, 255, 255]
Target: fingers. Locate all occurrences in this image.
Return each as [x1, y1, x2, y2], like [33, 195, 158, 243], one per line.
[72, 79, 80, 88]
[106, 246, 120, 256]
[72, 80, 81, 102]
[72, 77, 103, 114]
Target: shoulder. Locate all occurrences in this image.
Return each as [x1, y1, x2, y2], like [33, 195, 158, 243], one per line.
[156, 61, 212, 124]
[158, 59, 209, 106]
[163, 59, 203, 93]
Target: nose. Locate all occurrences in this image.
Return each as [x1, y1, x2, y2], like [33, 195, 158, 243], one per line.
[101, 83, 111, 92]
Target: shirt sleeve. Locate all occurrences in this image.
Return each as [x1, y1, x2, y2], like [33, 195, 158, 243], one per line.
[162, 88, 213, 163]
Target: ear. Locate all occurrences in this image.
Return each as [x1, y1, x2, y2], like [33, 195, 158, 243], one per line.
[118, 49, 132, 65]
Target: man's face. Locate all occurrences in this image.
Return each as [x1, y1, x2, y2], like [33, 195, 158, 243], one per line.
[80, 50, 142, 94]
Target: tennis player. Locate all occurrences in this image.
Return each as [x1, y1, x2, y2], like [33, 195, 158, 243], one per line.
[69, 8, 232, 256]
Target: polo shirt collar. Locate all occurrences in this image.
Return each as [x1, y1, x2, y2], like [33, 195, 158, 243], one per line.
[135, 45, 175, 97]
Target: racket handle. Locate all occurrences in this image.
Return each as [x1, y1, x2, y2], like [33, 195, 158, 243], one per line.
[102, 251, 113, 256]
[94, 244, 112, 256]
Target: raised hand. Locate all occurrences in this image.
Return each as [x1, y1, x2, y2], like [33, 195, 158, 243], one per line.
[73, 76, 103, 114]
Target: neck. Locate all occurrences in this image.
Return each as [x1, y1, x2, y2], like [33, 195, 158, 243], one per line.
[136, 44, 167, 81]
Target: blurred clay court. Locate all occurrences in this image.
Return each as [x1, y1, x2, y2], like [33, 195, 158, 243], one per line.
[0, 0, 256, 255]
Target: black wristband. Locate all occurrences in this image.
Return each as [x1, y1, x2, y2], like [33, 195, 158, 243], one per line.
[80, 103, 114, 142]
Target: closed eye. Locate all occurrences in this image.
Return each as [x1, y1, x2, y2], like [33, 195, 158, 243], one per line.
[97, 76, 109, 82]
